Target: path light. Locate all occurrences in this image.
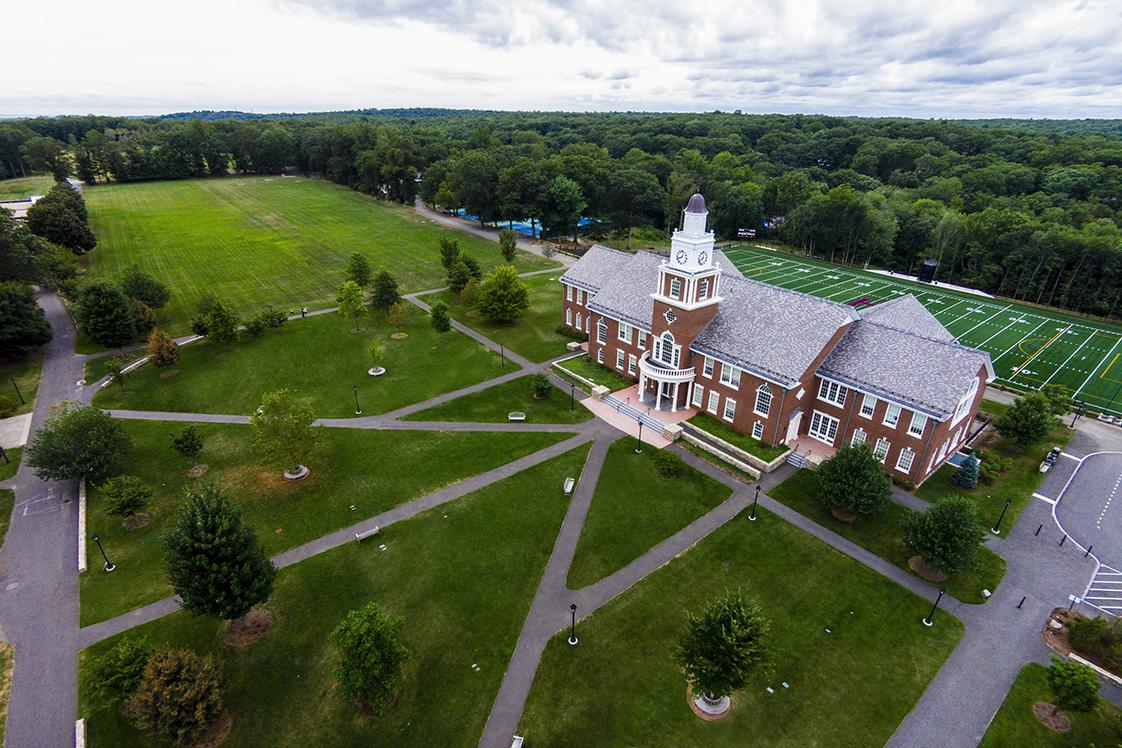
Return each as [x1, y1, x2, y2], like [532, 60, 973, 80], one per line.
[749, 484, 760, 522]
[991, 498, 1012, 535]
[500, 345, 506, 369]
[635, 420, 643, 454]
[92, 532, 116, 572]
[922, 585, 946, 627]
[11, 379, 24, 404]
[568, 603, 579, 646]
[570, 382, 575, 413]
[352, 384, 362, 416]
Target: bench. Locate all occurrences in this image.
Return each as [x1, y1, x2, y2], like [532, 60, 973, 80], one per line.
[511, 737, 524, 748]
[563, 477, 575, 495]
[354, 526, 380, 542]
[508, 411, 527, 422]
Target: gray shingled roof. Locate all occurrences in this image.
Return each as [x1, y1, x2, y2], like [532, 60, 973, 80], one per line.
[819, 321, 992, 418]
[860, 294, 955, 342]
[559, 244, 633, 293]
[692, 276, 858, 387]
[586, 251, 663, 329]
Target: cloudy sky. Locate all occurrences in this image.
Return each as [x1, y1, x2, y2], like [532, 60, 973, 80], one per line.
[5, 0, 1122, 118]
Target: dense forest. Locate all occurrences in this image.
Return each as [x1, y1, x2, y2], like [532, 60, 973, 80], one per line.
[3, 110, 1122, 318]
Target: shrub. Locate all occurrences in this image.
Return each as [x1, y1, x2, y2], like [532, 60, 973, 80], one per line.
[123, 649, 224, 745]
[528, 372, 551, 399]
[259, 306, 287, 328]
[903, 495, 986, 574]
[82, 636, 154, 709]
[814, 444, 892, 517]
[189, 316, 208, 337]
[101, 475, 152, 518]
[330, 602, 412, 713]
[244, 315, 267, 337]
[1068, 616, 1111, 655]
[146, 328, 180, 367]
[1047, 656, 1100, 712]
[170, 426, 204, 461]
[654, 450, 685, 479]
[555, 324, 588, 341]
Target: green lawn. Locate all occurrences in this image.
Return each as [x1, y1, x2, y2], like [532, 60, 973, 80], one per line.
[686, 411, 789, 461]
[424, 272, 571, 362]
[552, 354, 633, 393]
[771, 471, 1006, 604]
[0, 448, 21, 484]
[916, 420, 1074, 537]
[403, 375, 592, 424]
[82, 176, 557, 335]
[92, 309, 510, 418]
[0, 353, 42, 416]
[83, 351, 143, 385]
[79, 444, 592, 747]
[520, 507, 964, 746]
[979, 663, 1122, 747]
[79, 420, 572, 625]
[567, 439, 731, 589]
[0, 175, 55, 202]
[0, 489, 13, 548]
[0, 641, 10, 745]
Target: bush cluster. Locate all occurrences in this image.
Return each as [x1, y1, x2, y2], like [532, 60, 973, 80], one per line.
[1068, 615, 1122, 672]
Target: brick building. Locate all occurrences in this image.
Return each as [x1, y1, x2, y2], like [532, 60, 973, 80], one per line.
[560, 193, 994, 485]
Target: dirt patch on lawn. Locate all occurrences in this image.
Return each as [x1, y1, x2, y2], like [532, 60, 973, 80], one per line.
[215, 465, 311, 499]
[158, 369, 181, 380]
[224, 608, 273, 647]
[1033, 702, 1071, 732]
[390, 332, 409, 340]
[831, 507, 856, 523]
[123, 512, 151, 530]
[908, 556, 948, 582]
[194, 712, 232, 747]
[186, 464, 210, 478]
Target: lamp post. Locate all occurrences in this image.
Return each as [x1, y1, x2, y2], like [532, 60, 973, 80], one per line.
[1071, 401, 1084, 428]
[922, 585, 946, 627]
[635, 420, 643, 454]
[11, 379, 24, 404]
[352, 384, 362, 416]
[570, 382, 575, 413]
[991, 498, 1012, 535]
[500, 345, 506, 369]
[568, 603, 578, 646]
[0, 444, 8, 465]
[749, 484, 760, 521]
[91, 533, 115, 572]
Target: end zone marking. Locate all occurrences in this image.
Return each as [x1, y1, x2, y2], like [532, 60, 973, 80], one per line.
[1033, 493, 1057, 505]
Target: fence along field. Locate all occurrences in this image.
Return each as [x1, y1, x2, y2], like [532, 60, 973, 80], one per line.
[725, 245, 1122, 417]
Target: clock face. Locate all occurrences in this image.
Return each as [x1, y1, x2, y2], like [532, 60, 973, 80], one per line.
[698, 250, 709, 265]
[664, 308, 677, 324]
[674, 249, 689, 265]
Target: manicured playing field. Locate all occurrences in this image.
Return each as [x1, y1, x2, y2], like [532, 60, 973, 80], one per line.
[81, 176, 558, 334]
[0, 175, 55, 202]
[725, 245, 1122, 416]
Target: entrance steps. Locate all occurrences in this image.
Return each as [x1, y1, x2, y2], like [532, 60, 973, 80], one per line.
[602, 394, 665, 434]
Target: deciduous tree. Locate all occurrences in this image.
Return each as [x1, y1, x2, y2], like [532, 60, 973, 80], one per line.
[903, 496, 986, 574]
[674, 589, 770, 708]
[74, 281, 136, 347]
[1047, 656, 1100, 713]
[0, 281, 51, 356]
[815, 444, 892, 517]
[251, 388, 318, 475]
[27, 403, 130, 481]
[146, 328, 180, 367]
[330, 602, 411, 713]
[121, 265, 170, 309]
[336, 280, 366, 331]
[995, 392, 1057, 449]
[476, 265, 530, 322]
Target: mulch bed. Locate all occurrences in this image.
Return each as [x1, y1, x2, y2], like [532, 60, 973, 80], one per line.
[1033, 702, 1071, 732]
[1042, 607, 1079, 657]
[908, 556, 948, 582]
[123, 512, 151, 530]
[158, 369, 181, 380]
[186, 464, 210, 478]
[224, 608, 273, 647]
[831, 507, 856, 523]
[194, 713, 232, 747]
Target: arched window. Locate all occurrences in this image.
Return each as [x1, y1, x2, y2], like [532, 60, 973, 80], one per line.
[657, 332, 678, 366]
[754, 384, 772, 417]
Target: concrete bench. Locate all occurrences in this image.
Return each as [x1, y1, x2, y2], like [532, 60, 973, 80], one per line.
[511, 737, 524, 748]
[563, 477, 575, 495]
[354, 526, 380, 542]
[508, 411, 527, 422]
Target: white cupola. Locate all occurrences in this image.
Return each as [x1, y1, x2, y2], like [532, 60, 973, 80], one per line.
[651, 192, 723, 311]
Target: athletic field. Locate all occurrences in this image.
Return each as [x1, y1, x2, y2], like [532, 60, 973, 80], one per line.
[725, 245, 1122, 416]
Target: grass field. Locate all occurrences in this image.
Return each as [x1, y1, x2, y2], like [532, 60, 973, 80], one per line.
[519, 507, 963, 747]
[81, 176, 558, 334]
[80, 444, 592, 747]
[0, 175, 55, 202]
[0, 353, 41, 416]
[725, 245, 1122, 416]
[402, 376, 592, 424]
[0, 449, 21, 484]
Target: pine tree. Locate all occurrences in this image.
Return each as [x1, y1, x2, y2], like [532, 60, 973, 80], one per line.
[164, 482, 276, 622]
[74, 281, 136, 347]
[430, 300, 451, 333]
[499, 229, 518, 262]
[170, 426, 204, 461]
[147, 328, 180, 368]
[0, 281, 52, 356]
[123, 649, 224, 745]
[476, 265, 530, 322]
[438, 237, 460, 270]
[370, 271, 400, 313]
[447, 257, 473, 294]
[346, 252, 372, 288]
[203, 299, 239, 344]
[951, 453, 979, 489]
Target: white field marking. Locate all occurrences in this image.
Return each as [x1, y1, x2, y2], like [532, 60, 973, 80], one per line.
[1075, 335, 1122, 401]
[826, 280, 896, 304]
[749, 261, 807, 282]
[786, 267, 844, 291]
[955, 304, 1013, 342]
[976, 310, 1036, 349]
[732, 255, 784, 274]
[928, 298, 966, 318]
[1061, 452, 1081, 461]
[1033, 493, 1057, 504]
[1043, 329, 1099, 386]
[1098, 474, 1122, 530]
[747, 264, 808, 286]
[990, 318, 1051, 365]
[822, 279, 871, 300]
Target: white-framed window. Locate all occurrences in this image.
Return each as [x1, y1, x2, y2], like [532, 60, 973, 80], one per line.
[719, 363, 741, 389]
[596, 348, 604, 364]
[596, 320, 607, 344]
[565, 308, 572, 326]
[809, 411, 839, 445]
[951, 377, 980, 426]
[927, 454, 936, 473]
[655, 332, 679, 367]
[638, 331, 646, 350]
[692, 385, 704, 407]
[703, 356, 714, 378]
[669, 277, 682, 299]
[698, 278, 710, 300]
[908, 412, 927, 438]
[707, 391, 720, 415]
[883, 403, 901, 428]
[873, 437, 890, 463]
[859, 394, 877, 418]
[752, 421, 764, 439]
[754, 384, 772, 417]
[577, 290, 584, 306]
[817, 379, 847, 407]
[615, 349, 625, 370]
[618, 322, 632, 344]
[723, 398, 736, 422]
[566, 284, 573, 302]
[575, 312, 582, 331]
[896, 447, 915, 474]
[937, 439, 948, 461]
[851, 427, 867, 446]
[628, 354, 637, 375]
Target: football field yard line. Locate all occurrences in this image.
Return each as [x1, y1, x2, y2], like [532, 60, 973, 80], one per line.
[989, 318, 1051, 366]
[786, 268, 843, 291]
[1009, 324, 1070, 383]
[927, 298, 965, 319]
[1075, 337, 1122, 400]
[1043, 330, 1098, 387]
[750, 263, 807, 283]
[956, 305, 1013, 342]
[730, 254, 783, 274]
[824, 279, 871, 300]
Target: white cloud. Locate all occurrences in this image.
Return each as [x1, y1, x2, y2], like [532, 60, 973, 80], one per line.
[2, 0, 1122, 117]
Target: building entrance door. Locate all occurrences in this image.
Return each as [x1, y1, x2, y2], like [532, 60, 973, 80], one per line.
[785, 411, 802, 444]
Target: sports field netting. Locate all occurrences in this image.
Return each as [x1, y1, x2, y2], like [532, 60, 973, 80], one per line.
[724, 245, 1122, 417]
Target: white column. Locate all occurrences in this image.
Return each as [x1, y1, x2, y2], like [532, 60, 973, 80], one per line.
[638, 371, 646, 404]
[672, 381, 679, 413]
[656, 381, 664, 410]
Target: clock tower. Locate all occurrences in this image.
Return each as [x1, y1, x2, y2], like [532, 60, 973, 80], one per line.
[652, 192, 722, 312]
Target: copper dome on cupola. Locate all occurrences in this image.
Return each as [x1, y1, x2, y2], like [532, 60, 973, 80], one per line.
[685, 193, 707, 213]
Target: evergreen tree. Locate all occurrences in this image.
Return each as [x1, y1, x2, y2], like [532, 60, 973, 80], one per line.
[498, 229, 518, 262]
[121, 265, 170, 309]
[476, 265, 530, 322]
[950, 453, 980, 489]
[123, 649, 224, 745]
[438, 237, 460, 271]
[129, 298, 155, 334]
[346, 252, 372, 288]
[336, 280, 366, 331]
[447, 258, 473, 294]
[462, 254, 482, 281]
[903, 496, 986, 574]
[430, 300, 451, 333]
[26, 183, 97, 253]
[815, 444, 892, 517]
[163, 482, 276, 622]
[330, 602, 411, 713]
[101, 475, 152, 518]
[82, 636, 154, 709]
[370, 270, 400, 313]
[459, 277, 480, 307]
[27, 403, 131, 481]
[996, 392, 1057, 448]
[146, 328, 180, 367]
[674, 589, 770, 707]
[0, 281, 52, 356]
[251, 388, 318, 474]
[170, 425, 204, 461]
[203, 299, 239, 344]
[74, 281, 136, 347]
